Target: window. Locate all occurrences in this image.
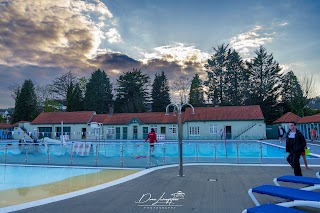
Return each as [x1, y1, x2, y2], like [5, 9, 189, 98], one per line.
[169, 125, 177, 134]
[209, 125, 218, 134]
[151, 125, 157, 133]
[107, 127, 115, 139]
[189, 127, 200, 135]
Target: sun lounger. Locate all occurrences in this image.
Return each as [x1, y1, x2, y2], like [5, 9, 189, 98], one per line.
[242, 203, 306, 213]
[273, 175, 320, 191]
[248, 185, 320, 208]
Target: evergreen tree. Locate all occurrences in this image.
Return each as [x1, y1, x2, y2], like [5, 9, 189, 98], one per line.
[115, 69, 150, 113]
[84, 69, 113, 114]
[151, 71, 171, 112]
[280, 71, 304, 116]
[12, 79, 39, 123]
[205, 44, 229, 105]
[66, 83, 84, 112]
[189, 74, 205, 106]
[246, 46, 282, 124]
[50, 71, 77, 100]
[225, 49, 249, 105]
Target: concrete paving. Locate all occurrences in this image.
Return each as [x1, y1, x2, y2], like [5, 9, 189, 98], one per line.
[12, 165, 320, 213]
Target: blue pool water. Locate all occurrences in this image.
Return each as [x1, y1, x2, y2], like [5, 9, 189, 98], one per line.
[0, 165, 101, 191]
[0, 141, 290, 158]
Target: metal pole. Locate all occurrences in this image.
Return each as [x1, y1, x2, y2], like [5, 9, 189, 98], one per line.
[178, 112, 183, 176]
[165, 103, 195, 177]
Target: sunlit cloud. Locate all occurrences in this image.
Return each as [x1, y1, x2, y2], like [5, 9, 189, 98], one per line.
[230, 25, 274, 59]
[105, 28, 122, 43]
[0, 0, 119, 67]
[142, 43, 210, 68]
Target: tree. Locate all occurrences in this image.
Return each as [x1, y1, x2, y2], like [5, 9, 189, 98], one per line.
[50, 71, 78, 100]
[43, 99, 60, 112]
[67, 83, 84, 112]
[151, 71, 171, 112]
[204, 44, 229, 105]
[115, 69, 150, 113]
[225, 49, 249, 105]
[300, 74, 318, 103]
[12, 80, 39, 123]
[245, 46, 282, 124]
[280, 71, 304, 116]
[189, 74, 205, 106]
[84, 69, 113, 114]
[171, 76, 191, 104]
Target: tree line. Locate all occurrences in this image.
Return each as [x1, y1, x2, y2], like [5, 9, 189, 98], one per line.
[11, 45, 318, 124]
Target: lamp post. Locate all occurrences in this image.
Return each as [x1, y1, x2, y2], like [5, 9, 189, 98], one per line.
[165, 103, 195, 177]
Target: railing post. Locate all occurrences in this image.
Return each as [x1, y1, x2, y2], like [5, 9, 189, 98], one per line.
[70, 144, 74, 166]
[196, 143, 198, 162]
[237, 142, 239, 163]
[260, 142, 262, 163]
[214, 142, 217, 161]
[163, 144, 166, 165]
[47, 145, 50, 165]
[4, 145, 8, 164]
[25, 145, 28, 164]
[95, 143, 99, 166]
[121, 144, 124, 168]
[148, 144, 151, 168]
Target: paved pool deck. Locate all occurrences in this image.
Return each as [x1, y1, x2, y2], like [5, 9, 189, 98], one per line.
[4, 164, 320, 213]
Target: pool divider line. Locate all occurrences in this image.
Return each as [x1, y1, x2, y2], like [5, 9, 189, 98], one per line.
[1, 163, 320, 212]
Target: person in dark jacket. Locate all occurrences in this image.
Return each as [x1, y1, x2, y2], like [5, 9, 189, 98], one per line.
[286, 121, 306, 176]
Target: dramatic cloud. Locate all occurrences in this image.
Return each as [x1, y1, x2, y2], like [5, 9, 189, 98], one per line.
[230, 25, 274, 58]
[0, 0, 119, 68]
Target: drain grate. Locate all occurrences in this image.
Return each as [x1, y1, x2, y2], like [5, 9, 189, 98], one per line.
[208, 179, 218, 182]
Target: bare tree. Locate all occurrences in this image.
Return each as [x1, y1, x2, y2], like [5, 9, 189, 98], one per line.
[300, 74, 318, 101]
[9, 83, 21, 101]
[171, 76, 191, 104]
[34, 84, 54, 107]
[50, 71, 78, 100]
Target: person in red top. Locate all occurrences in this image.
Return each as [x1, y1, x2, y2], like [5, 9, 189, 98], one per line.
[145, 128, 158, 154]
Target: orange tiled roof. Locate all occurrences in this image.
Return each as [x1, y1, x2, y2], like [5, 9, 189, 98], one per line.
[273, 112, 301, 124]
[31, 111, 96, 124]
[298, 113, 320, 123]
[91, 112, 179, 124]
[30, 106, 265, 125]
[0, 123, 15, 129]
[184, 105, 264, 121]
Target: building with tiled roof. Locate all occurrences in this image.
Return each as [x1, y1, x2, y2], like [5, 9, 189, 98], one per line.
[273, 112, 301, 124]
[297, 113, 320, 141]
[0, 123, 17, 139]
[272, 112, 320, 141]
[15, 105, 267, 140]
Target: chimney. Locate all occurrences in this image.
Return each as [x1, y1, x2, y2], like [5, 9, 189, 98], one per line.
[108, 106, 114, 116]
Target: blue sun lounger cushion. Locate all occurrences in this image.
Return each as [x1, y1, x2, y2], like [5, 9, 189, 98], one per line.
[274, 175, 320, 191]
[245, 204, 306, 213]
[276, 175, 320, 185]
[248, 185, 320, 207]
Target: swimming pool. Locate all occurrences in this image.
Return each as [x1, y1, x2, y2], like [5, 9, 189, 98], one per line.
[0, 141, 303, 167]
[0, 165, 101, 191]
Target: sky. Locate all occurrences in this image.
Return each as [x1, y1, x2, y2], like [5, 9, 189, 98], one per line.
[0, 0, 319, 108]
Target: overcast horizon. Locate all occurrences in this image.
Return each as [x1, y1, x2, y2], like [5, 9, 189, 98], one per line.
[0, 0, 319, 109]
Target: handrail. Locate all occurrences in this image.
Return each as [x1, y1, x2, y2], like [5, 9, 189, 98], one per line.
[0, 141, 299, 168]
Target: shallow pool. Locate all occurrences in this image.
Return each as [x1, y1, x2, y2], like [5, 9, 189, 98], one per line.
[0, 165, 101, 191]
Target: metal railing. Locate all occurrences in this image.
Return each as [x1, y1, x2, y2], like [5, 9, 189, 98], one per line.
[0, 141, 294, 168]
